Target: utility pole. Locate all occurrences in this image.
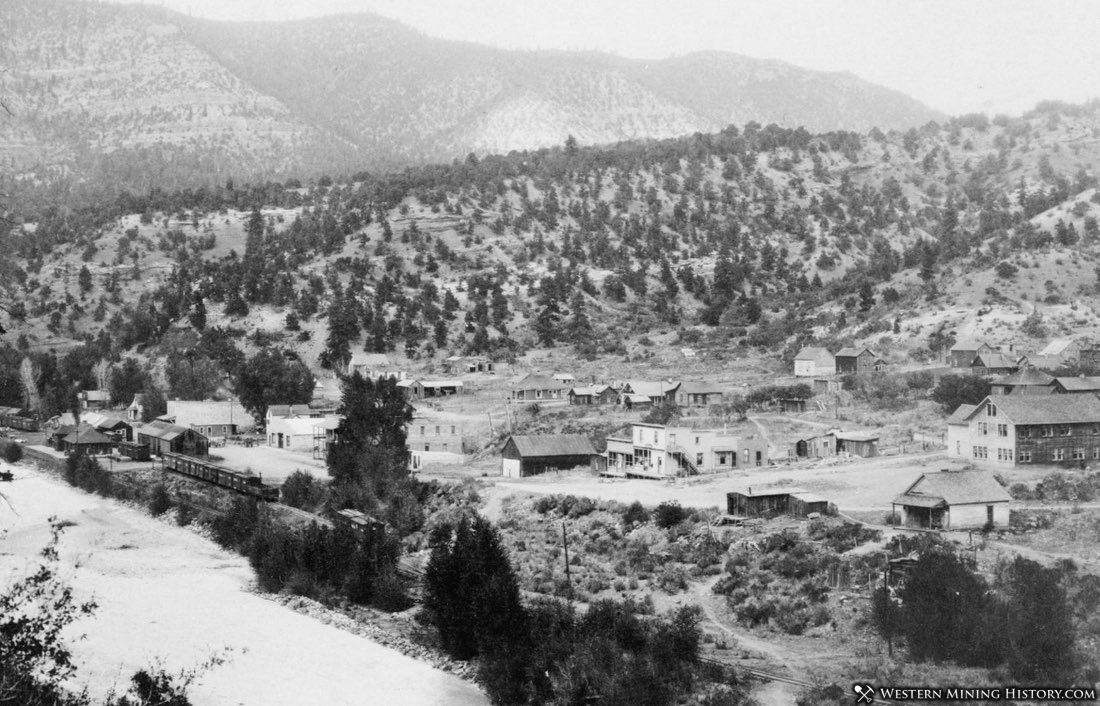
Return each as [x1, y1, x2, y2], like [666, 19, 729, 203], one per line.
[562, 521, 573, 604]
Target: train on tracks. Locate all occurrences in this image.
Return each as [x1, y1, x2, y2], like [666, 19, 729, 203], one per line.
[161, 451, 280, 502]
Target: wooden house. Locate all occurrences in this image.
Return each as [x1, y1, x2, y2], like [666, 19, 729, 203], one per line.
[136, 420, 209, 457]
[726, 486, 827, 518]
[795, 432, 837, 459]
[568, 385, 618, 406]
[970, 352, 1022, 376]
[511, 374, 569, 402]
[59, 426, 115, 455]
[793, 347, 835, 377]
[1037, 338, 1082, 365]
[990, 368, 1054, 395]
[946, 404, 977, 458]
[675, 382, 725, 407]
[954, 394, 1100, 467]
[441, 356, 494, 374]
[834, 347, 885, 375]
[78, 390, 111, 411]
[1049, 376, 1100, 394]
[893, 469, 1011, 530]
[834, 431, 880, 457]
[165, 398, 254, 436]
[606, 423, 768, 478]
[500, 434, 601, 478]
[621, 380, 680, 406]
[949, 340, 993, 368]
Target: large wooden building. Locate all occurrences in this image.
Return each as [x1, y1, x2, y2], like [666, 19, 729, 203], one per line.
[500, 434, 601, 478]
[834, 347, 885, 375]
[137, 420, 209, 457]
[949, 394, 1100, 467]
[949, 340, 993, 369]
[793, 347, 835, 377]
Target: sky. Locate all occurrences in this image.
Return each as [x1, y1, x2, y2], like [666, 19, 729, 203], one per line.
[130, 0, 1100, 116]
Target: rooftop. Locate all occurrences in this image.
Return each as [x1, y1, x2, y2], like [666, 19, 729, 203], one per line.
[976, 394, 1100, 425]
[895, 470, 1011, 506]
[506, 434, 598, 457]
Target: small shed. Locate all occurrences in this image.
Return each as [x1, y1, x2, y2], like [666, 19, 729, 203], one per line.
[779, 398, 807, 414]
[727, 486, 807, 517]
[795, 432, 837, 458]
[568, 385, 618, 406]
[835, 430, 879, 457]
[500, 434, 601, 478]
[118, 440, 151, 461]
[789, 491, 830, 517]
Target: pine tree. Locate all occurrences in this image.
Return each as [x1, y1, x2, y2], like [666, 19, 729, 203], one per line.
[188, 297, 206, 331]
[327, 374, 413, 493]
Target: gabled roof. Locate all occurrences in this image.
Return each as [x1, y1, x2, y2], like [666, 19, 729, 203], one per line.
[1052, 376, 1100, 392]
[834, 430, 880, 442]
[623, 380, 680, 397]
[971, 352, 1019, 369]
[137, 419, 197, 441]
[946, 403, 978, 425]
[1039, 338, 1077, 356]
[506, 434, 598, 457]
[794, 346, 833, 362]
[895, 470, 1011, 506]
[267, 404, 317, 419]
[514, 374, 569, 391]
[835, 347, 876, 358]
[166, 399, 252, 429]
[79, 390, 110, 402]
[63, 426, 114, 445]
[421, 380, 463, 388]
[994, 368, 1054, 387]
[128, 394, 145, 409]
[678, 381, 724, 395]
[950, 340, 990, 353]
[971, 395, 1100, 425]
[729, 485, 808, 498]
[569, 385, 613, 396]
[348, 352, 391, 368]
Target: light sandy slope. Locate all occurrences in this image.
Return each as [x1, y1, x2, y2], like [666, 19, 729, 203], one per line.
[0, 466, 486, 706]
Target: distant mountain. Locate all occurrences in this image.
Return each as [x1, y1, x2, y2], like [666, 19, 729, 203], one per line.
[0, 0, 944, 197]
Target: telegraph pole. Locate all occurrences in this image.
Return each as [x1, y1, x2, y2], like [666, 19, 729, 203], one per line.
[562, 521, 573, 604]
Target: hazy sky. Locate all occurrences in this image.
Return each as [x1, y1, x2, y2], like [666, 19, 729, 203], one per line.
[132, 0, 1100, 116]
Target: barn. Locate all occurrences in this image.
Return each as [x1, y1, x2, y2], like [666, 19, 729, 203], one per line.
[500, 434, 601, 478]
[137, 420, 209, 457]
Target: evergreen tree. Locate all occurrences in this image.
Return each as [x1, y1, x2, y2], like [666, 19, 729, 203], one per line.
[327, 373, 413, 496]
[188, 297, 206, 331]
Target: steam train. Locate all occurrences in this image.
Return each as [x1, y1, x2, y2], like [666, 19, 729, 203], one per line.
[161, 451, 280, 502]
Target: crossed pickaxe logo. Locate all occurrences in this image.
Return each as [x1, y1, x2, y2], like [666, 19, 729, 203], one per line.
[853, 683, 876, 704]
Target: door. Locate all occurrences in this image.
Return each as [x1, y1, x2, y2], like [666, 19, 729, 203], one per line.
[986, 505, 994, 526]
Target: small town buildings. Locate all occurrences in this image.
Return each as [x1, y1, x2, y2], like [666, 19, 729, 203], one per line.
[835, 431, 880, 457]
[136, 420, 210, 457]
[779, 398, 807, 414]
[347, 352, 402, 380]
[1080, 346, 1100, 368]
[793, 347, 835, 377]
[990, 368, 1054, 395]
[970, 352, 1023, 377]
[408, 417, 465, 469]
[946, 404, 977, 457]
[511, 374, 570, 402]
[1037, 338, 1082, 364]
[568, 385, 618, 406]
[834, 347, 886, 375]
[620, 381, 681, 406]
[675, 382, 725, 408]
[605, 423, 769, 478]
[127, 394, 146, 423]
[1049, 376, 1100, 394]
[949, 340, 993, 368]
[441, 355, 494, 374]
[892, 469, 1011, 530]
[726, 486, 829, 518]
[78, 390, 111, 411]
[500, 434, 601, 478]
[165, 399, 254, 437]
[82, 412, 134, 442]
[795, 432, 837, 459]
[552, 373, 576, 384]
[950, 394, 1100, 467]
[0, 406, 38, 431]
[399, 379, 464, 401]
[267, 415, 338, 452]
[59, 426, 115, 455]
[265, 403, 338, 423]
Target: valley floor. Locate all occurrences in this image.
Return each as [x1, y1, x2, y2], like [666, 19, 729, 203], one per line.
[0, 465, 487, 706]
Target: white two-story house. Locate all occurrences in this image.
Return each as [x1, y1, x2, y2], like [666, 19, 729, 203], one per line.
[604, 422, 769, 478]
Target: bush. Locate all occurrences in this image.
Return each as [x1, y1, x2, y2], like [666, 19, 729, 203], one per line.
[621, 500, 650, 526]
[148, 483, 173, 517]
[2, 441, 22, 464]
[280, 471, 323, 510]
[654, 501, 687, 529]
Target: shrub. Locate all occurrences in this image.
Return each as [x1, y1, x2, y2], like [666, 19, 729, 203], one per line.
[148, 483, 173, 517]
[654, 501, 687, 529]
[621, 500, 650, 526]
[2, 441, 22, 464]
[657, 566, 689, 593]
[280, 471, 323, 510]
[566, 496, 597, 518]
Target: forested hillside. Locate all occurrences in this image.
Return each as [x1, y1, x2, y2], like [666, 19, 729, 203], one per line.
[2, 103, 1100, 415]
[0, 0, 941, 210]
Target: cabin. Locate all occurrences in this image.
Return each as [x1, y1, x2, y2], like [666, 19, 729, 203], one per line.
[621, 381, 681, 406]
[726, 486, 828, 518]
[834, 431, 880, 458]
[1037, 338, 1082, 365]
[990, 368, 1054, 395]
[82, 412, 134, 443]
[552, 373, 576, 385]
[970, 352, 1022, 377]
[511, 374, 570, 402]
[793, 347, 835, 377]
[568, 385, 618, 406]
[949, 340, 993, 368]
[136, 420, 209, 457]
[165, 398, 254, 437]
[500, 434, 601, 478]
[347, 352, 403, 380]
[893, 469, 1011, 530]
[834, 347, 885, 375]
[951, 394, 1100, 467]
[59, 426, 115, 455]
[795, 432, 837, 459]
[441, 355, 495, 375]
[78, 390, 111, 411]
[675, 382, 725, 408]
[415, 379, 464, 399]
[267, 415, 339, 452]
[779, 398, 807, 414]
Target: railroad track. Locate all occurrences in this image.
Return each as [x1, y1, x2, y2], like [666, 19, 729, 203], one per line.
[699, 658, 897, 704]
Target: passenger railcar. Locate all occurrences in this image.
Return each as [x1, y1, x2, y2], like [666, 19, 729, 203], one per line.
[162, 451, 280, 501]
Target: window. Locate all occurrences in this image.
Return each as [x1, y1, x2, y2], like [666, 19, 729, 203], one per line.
[1094, 448, 1100, 460]
[423, 444, 430, 452]
[695, 436, 700, 444]
[419, 426, 425, 435]
[987, 403, 997, 417]
[1019, 450, 1031, 463]
[696, 453, 704, 465]
[997, 424, 1007, 437]
[1075, 448, 1086, 460]
[978, 422, 988, 435]
[973, 446, 988, 459]
[1053, 448, 1065, 461]
[997, 448, 1014, 461]
[442, 443, 448, 452]
[1042, 426, 1054, 438]
[1020, 427, 1032, 439]
[1061, 425, 1072, 437]
[435, 426, 441, 435]
[451, 425, 456, 434]
[718, 453, 728, 465]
